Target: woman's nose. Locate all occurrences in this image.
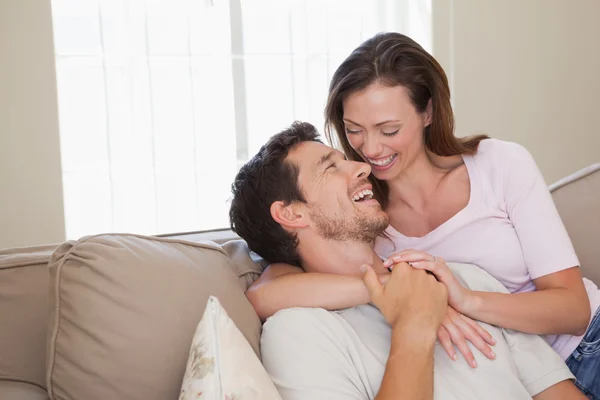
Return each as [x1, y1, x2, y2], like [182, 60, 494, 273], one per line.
[362, 133, 381, 158]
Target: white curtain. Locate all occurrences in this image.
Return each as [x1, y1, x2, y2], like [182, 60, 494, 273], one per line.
[51, 0, 431, 239]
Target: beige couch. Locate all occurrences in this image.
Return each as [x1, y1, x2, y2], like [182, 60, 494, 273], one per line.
[1, 164, 599, 400]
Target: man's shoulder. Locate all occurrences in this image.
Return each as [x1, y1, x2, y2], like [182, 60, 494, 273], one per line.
[261, 308, 355, 366]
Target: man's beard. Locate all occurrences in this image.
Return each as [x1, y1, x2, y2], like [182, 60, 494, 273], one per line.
[308, 204, 389, 243]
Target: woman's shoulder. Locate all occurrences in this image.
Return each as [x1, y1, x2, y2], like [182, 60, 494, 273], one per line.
[472, 138, 535, 168]
[475, 137, 530, 157]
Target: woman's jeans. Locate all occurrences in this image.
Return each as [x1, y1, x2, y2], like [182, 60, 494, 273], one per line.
[566, 307, 600, 399]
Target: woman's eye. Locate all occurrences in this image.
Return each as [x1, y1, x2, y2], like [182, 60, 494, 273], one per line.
[382, 129, 399, 137]
[345, 127, 361, 135]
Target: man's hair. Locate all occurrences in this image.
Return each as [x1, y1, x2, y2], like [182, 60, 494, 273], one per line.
[229, 121, 322, 267]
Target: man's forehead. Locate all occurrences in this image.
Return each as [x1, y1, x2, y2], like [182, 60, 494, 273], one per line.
[287, 141, 338, 183]
[289, 141, 335, 169]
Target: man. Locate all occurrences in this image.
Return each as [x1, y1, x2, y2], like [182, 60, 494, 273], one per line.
[229, 122, 582, 400]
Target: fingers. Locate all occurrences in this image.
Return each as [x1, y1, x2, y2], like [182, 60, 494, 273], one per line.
[446, 309, 495, 361]
[409, 260, 438, 272]
[360, 264, 383, 301]
[453, 318, 495, 361]
[378, 272, 392, 285]
[441, 317, 477, 368]
[460, 314, 497, 346]
[437, 324, 458, 361]
[383, 249, 431, 267]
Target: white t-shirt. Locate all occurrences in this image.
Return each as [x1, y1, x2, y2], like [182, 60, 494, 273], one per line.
[375, 139, 600, 359]
[261, 263, 574, 400]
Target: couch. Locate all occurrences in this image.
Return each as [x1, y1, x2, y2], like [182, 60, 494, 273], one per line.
[1, 163, 599, 400]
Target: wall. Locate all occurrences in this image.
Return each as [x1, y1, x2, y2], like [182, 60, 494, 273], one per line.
[0, 0, 66, 248]
[433, 0, 600, 183]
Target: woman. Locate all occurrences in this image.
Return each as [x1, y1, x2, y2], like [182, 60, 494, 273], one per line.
[246, 32, 600, 398]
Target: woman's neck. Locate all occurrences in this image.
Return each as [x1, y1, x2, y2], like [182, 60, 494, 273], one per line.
[386, 150, 452, 211]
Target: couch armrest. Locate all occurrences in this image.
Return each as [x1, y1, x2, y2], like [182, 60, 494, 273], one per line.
[0, 381, 49, 400]
[550, 163, 600, 285]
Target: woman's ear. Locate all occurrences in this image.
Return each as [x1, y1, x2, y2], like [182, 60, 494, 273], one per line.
[270, 201, 308, 230]
[424, 99, 433, 127]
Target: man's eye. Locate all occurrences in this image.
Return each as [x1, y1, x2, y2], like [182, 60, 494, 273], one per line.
[326, 163, 336, 171]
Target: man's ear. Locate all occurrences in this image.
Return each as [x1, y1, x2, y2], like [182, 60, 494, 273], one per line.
[424, 99, 433, 127]
[270, 201, 308, 230]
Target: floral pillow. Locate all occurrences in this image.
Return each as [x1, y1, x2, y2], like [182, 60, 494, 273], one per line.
[179, 296, 282, 400]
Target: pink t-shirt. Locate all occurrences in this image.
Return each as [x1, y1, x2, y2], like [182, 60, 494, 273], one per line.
[374, 138, 600, 360]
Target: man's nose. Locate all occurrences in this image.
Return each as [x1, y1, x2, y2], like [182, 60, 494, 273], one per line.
[353, 160, 371, 179]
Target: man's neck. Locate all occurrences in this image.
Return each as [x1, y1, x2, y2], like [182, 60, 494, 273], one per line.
[297, 234, 386, 275]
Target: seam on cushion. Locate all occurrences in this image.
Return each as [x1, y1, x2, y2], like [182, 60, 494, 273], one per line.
[77, 233, 229, 257]
[0, 261, 51, 270]
[0, 245, 58, 256]
[46, 241, 78, 400]
[46, 234, 106, 399]
[0, 377, 47, 392]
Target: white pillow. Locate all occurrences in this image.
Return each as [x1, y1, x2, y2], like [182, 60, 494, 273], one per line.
[179, 296, 283, 400]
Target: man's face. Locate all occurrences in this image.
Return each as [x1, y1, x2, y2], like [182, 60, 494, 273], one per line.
[287, 141, 389, 243]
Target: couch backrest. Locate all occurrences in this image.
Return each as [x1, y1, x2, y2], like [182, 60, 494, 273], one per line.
[0, 245, 57, 390]
[45, 234, 261, 400]
[550, 163, 600, 284]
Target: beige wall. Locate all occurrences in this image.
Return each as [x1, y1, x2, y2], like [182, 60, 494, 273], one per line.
[0, 0, 66, 248]
[433, 0, 600, 183]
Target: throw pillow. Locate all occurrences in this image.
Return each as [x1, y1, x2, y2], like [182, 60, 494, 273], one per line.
[180, 296, 282, 400]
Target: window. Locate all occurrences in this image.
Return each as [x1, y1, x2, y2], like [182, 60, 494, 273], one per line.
[51, 0, 431, 239]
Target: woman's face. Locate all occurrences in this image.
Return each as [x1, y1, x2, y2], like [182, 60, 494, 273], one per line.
[342, 82, 431, 181]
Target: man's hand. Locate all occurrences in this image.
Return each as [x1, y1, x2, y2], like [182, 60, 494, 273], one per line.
[361, 261, 448, 333]
[362, 261, 447, 400]
[383, 250, 476, 314]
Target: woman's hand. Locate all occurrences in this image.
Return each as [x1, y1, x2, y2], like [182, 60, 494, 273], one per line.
[383, 250, 497, 366]
[383, 249, 476, 313]
[437, 306, 496, 368]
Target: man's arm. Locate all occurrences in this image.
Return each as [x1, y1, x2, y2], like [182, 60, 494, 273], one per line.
[377, 322, 437, 400]
[361, 262, 448, 400]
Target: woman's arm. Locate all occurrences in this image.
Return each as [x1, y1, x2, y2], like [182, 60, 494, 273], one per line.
[251, 262, 497, 364]
[406, 143, 590, 336]
[388, 251, 591, 336]
[246, 263, 373, 321]
[465, 267, 590, 336]
[484, 142, 591, 335]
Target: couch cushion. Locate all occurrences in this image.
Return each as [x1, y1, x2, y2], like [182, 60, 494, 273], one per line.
[0, 380, 50, 400]
[550, 163, 600, 284]
[0, 245, 57, 389]
[46, 234, 261, 400]
[221, 239, 266, 291]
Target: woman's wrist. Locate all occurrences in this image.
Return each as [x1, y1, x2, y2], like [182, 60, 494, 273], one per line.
[459, 290, 483, 316]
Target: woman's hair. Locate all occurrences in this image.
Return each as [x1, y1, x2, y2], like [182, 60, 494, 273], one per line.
[325, 32, 488, 209]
